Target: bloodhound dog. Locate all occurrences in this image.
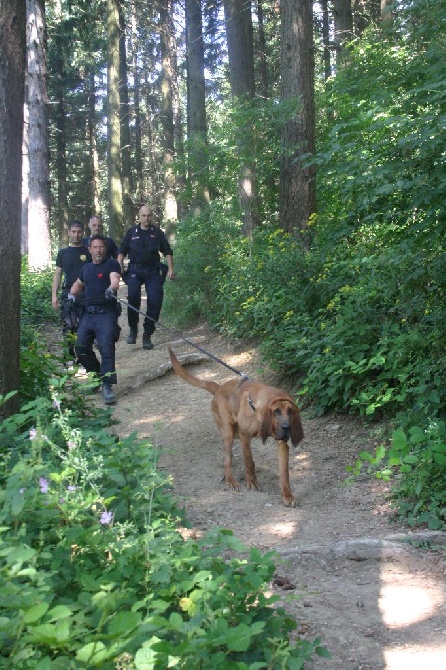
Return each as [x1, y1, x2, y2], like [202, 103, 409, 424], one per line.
[169, 347, 304, 507]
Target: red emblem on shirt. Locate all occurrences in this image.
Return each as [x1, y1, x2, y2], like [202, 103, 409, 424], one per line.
[98, 273, 103, 278]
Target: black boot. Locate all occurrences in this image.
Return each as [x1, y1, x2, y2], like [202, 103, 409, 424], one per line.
[127, 328, 137, 344]
[143, 332, 154, 350]
[102, 384, 116, 405]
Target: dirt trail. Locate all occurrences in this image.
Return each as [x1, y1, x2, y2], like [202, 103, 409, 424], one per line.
[85, 293, 445, 670]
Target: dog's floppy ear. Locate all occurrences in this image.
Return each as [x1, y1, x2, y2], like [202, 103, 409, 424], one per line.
[260, 408, 274, 444]
[290, 407, 304, 447]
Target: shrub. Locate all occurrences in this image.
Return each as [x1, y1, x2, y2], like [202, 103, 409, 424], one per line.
[0, 393, 327, 668]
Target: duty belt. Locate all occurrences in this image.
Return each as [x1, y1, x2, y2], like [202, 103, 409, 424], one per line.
[85, 306, 115, 314]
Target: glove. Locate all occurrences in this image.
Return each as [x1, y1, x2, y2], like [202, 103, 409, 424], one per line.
[67, 293, 76, 302]
[105, 287, 117, 300]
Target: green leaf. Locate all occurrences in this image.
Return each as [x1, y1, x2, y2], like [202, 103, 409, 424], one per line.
[11, 490, 25, 517]
[108, 611, 141, 637]
[375, 445, 386, 461]
[226, 623, 252, 652]
[46, 605, 73, 622]
[23, 602, 50, 623]
[408, 426, 425, 443]
[391, 429, 407, 451]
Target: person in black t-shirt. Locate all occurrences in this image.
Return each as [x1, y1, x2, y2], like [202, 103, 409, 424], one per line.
[83, 215, 118, 259]
[117, 205, 175, 350]
[52, 220, 91, 364]
[70, 234, 121, 405]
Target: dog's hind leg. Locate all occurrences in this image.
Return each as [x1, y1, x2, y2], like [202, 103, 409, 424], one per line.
[276, 439, 296, 507]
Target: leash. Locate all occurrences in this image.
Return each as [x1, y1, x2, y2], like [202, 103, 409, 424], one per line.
[113, 294, 250, 381]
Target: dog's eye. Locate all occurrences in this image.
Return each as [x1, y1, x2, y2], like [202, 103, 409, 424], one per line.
[274, 408, 281, 416]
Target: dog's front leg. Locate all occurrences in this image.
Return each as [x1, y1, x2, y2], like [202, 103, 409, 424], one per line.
[276, 440, 296, 507]
[221, 430, 240, 490]
[240, 434, 259, 491]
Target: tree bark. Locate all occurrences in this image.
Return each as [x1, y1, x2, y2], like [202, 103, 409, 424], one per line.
[255, 0, 269, 98]
[107, 0, 123, 239]
[52, 1, 69, 245]
[333, 0, 354, 68]
[159, 0, 177, 227]
[279, 0, 316, 245]
[130, 0, 143, 204]
[321, 0, 332, 81]
[119, 2, 134, 226]
[185, 0, 210, 211]
[0, 0, 26, 417]
[223, 0, 258, 238]
[25, 0, 52, 269]
[87, 72, 101, 217]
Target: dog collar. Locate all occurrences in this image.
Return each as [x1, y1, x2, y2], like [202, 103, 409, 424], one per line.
[248, 395, 256, 412]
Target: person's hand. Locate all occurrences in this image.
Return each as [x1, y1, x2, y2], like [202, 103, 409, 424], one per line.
[105, 287, 117, 300]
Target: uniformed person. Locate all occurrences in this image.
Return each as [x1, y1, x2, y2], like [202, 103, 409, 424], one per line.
[52, 220, 92, 365]
[70, 234, 121, 405]
[117, 205, 175, 350]
[83, 215, 118, 259]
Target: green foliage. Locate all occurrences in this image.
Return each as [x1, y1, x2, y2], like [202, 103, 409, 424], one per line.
[0, 396, 324, 668]
[164, 201, 241, 328]
[21, 258, 58, 339]
[346, 420, 446, 529]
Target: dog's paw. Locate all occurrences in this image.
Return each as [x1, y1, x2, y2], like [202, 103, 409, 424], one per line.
[246, 477, 260, 491]
[225, 476, 240, 491]
[282, 494, 296, 507]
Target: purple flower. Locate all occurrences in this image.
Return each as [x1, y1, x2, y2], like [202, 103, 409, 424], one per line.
[53, 399, 61, 411]
[67, 485, 76, 492]
[67, 440, 76, 450]
[39, 477, 49, 493]
[29, 428, 37, 440]
[100, 510, 113, 525]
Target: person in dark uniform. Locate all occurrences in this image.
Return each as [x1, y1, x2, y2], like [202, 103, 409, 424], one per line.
[83, 215, 118, 259]
[70, 234, 121, 405]
[117, 205, 175, 350]
[52, 220, 92, 365]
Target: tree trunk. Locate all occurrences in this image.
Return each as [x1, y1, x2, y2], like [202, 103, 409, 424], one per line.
[255, 0, 269, 98]
[159, 0, 177, 228]
[87, 72, 101, 217]
[279, 0, 316, 245]
[26, 0, 52, 270]
[223, 0, 258, 238]
[119, 2, 134, 226]
[107, 0, 123, 239]
[380, 0, 393, 26]
[0, 0, 26, 418]
[130, 1, 143, 205]
[333, 0, 354, 68]
[353, 0, 381, 36]
[52, 1, 69, 245]
[321, 0, 332, 81]
[185, 0, 210, 211]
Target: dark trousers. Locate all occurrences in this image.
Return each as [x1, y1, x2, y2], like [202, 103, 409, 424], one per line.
[127, 267, 164, 336]
[75, 311, 117, 385]
[60, 293, 80, 361]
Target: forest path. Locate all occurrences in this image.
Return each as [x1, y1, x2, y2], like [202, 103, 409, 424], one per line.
[84, 291, 445, 670]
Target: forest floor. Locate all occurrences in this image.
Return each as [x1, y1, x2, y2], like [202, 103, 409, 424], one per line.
[66, 285, 445, 670]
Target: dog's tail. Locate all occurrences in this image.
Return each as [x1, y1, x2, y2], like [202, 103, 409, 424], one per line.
[169, 347, 220, 395]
